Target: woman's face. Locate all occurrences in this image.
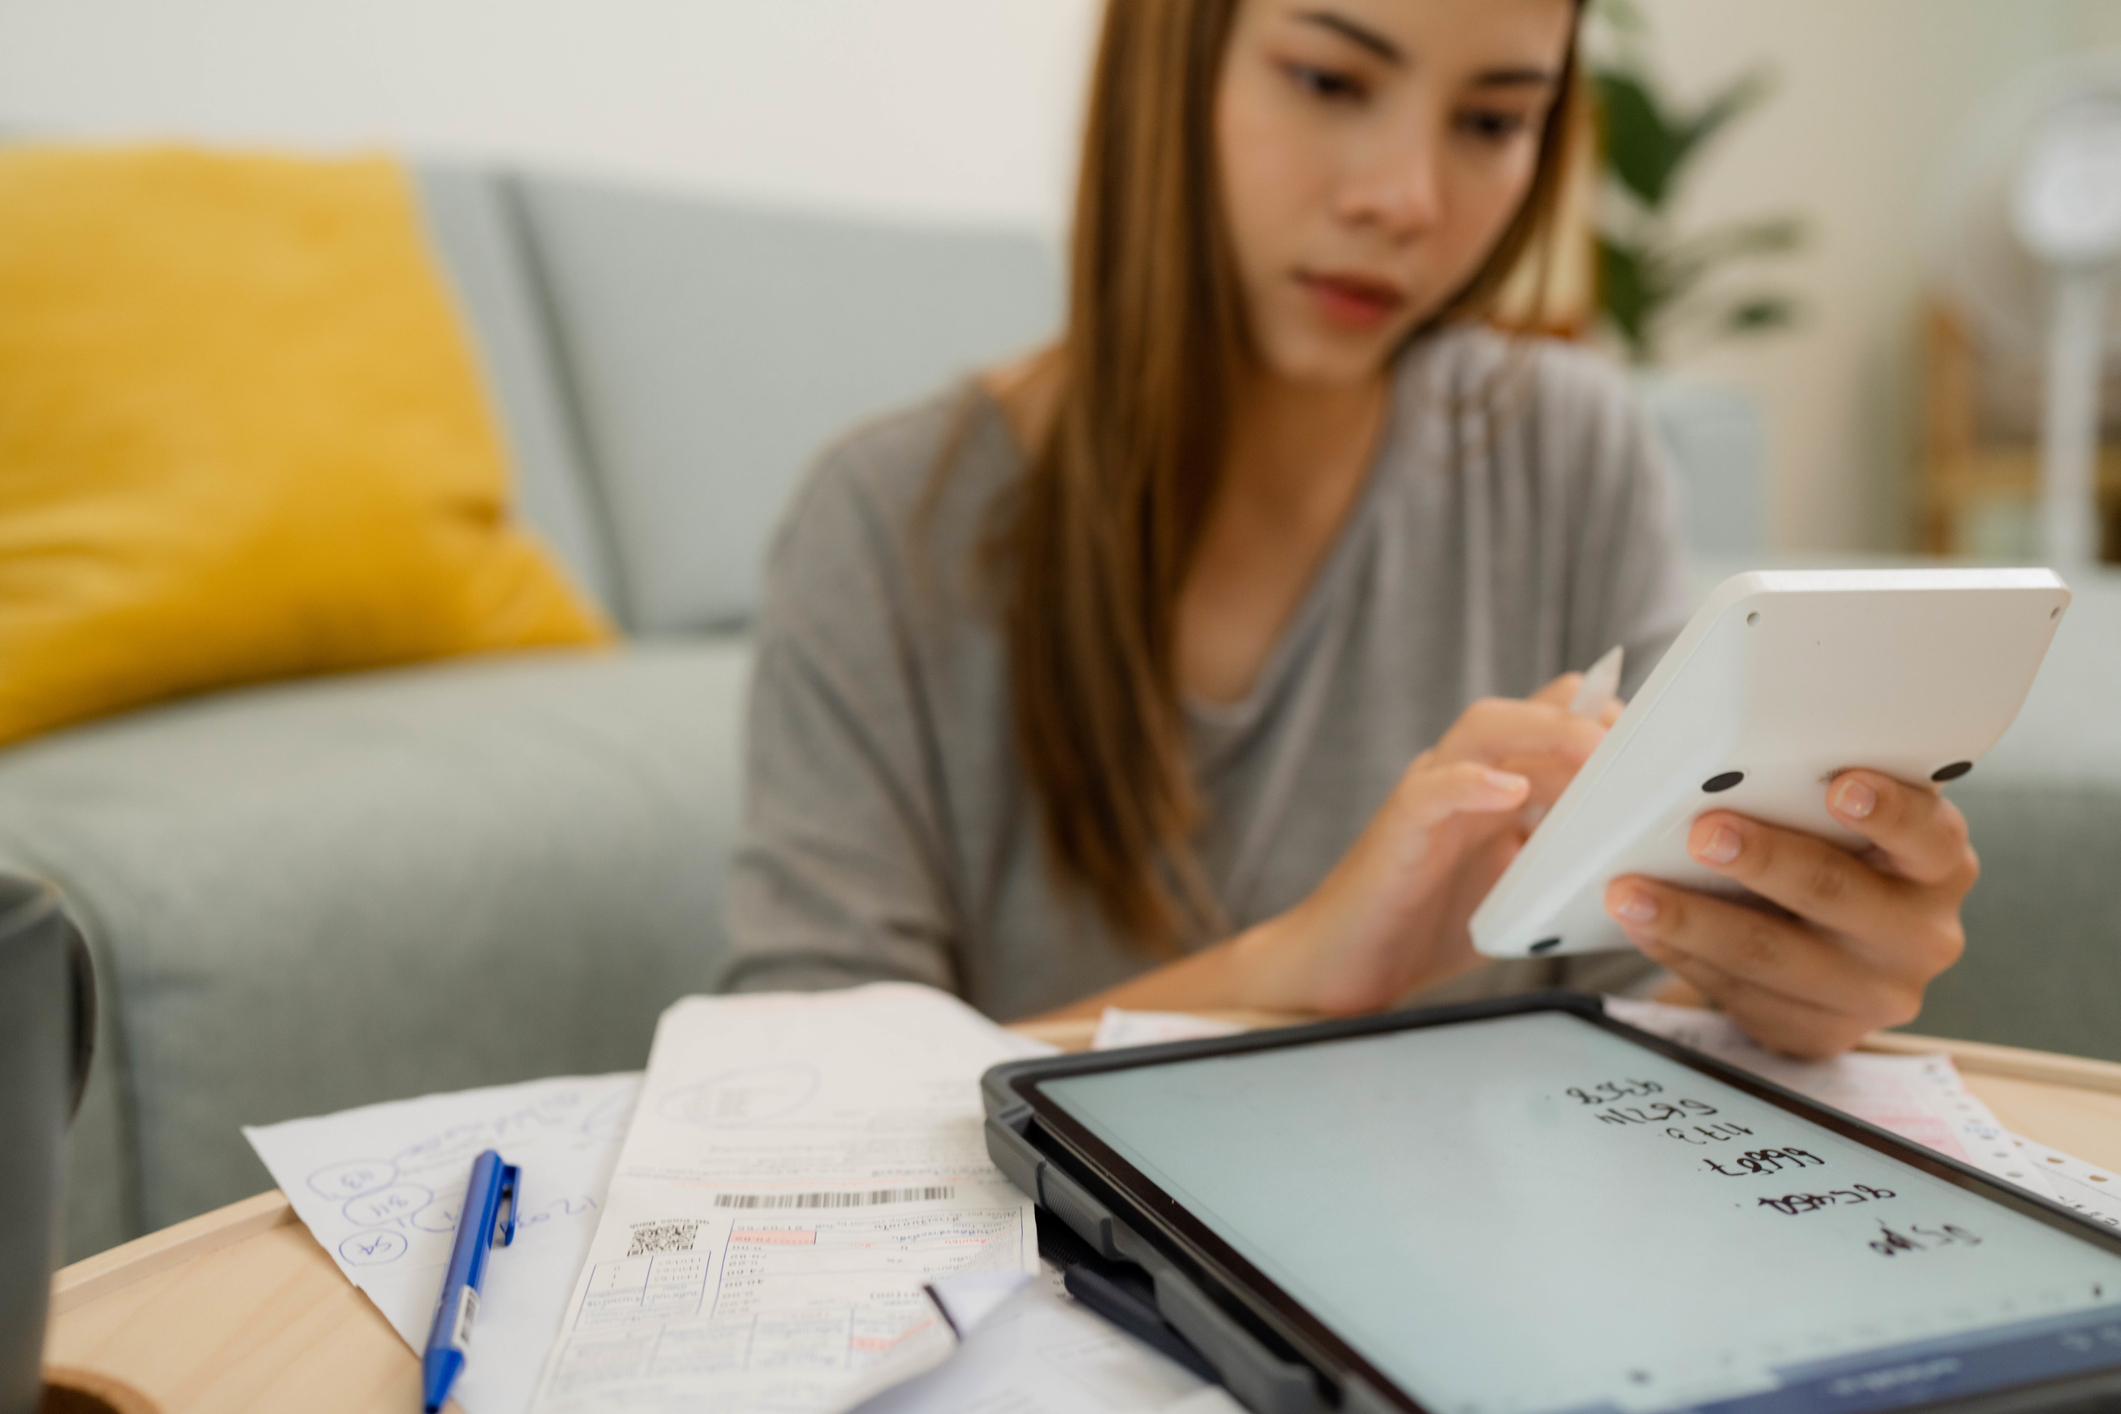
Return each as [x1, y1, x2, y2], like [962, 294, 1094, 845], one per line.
[1215, 0, 1575, 387]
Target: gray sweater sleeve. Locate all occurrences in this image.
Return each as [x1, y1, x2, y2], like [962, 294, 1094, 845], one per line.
[715, 428, 963, 996]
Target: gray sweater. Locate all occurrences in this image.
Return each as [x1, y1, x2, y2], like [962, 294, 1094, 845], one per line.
[718, 327, 1694, 1020]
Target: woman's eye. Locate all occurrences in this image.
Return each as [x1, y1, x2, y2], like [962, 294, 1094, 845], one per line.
[1457, 109, 1532, 142]
[1284, 63, 1365, 103]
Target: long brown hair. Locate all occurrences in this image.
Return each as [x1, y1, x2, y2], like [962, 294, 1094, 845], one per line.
[995, 0, 1588, 951]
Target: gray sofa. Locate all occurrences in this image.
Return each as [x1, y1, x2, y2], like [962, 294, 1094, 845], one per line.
[3, 162, 2115, 1265]
[0, 164, 1061, 1260]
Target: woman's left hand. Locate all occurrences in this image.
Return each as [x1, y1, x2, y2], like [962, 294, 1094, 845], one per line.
[1602, 769, 1978, 1059]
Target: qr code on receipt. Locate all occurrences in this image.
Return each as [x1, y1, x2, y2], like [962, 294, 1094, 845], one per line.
[626, 1221, 700, 1257]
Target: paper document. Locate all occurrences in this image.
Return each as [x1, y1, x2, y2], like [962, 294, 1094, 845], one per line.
[2000, 1127, 2121, 1229]
[1091, 1007, 1246, 1051]
[244, 1072, 641, 1414]
[854, 1269, 1242, 1414]
[529, 984, 1042, 1414]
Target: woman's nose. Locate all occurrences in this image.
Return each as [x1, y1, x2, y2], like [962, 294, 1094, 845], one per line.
[1338, 137, 1444, 241]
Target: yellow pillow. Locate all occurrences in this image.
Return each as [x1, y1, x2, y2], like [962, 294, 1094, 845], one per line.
[0, 146, 611, 748]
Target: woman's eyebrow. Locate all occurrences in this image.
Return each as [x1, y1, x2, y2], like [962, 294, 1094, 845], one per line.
[1294, 9, 1405, 65]
[1471, 67, 1561, 89]
[1290, 14, 1559, 89]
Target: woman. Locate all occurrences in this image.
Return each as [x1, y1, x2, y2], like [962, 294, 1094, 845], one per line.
[718, 0, 1975, 1058]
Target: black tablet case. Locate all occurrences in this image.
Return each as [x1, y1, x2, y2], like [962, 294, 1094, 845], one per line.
[981, 992, 2121, 1414]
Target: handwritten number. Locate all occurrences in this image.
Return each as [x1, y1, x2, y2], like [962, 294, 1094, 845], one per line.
[1567, 1079, 1665, 1106]
[1868, 1220, 1979, 1255]
[1664, 1122, 1752, 1144]
[1758, 1183, 1897, 1216]
[1704, 1147, 1826, 1177]
[1596, 1099, 1721, 1127]
[1870, 1225, 1921, 1256]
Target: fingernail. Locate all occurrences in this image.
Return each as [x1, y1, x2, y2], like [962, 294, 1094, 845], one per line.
[1613, 890, 1658, 924]
[1483, 769, 1522, 793]
[1832, 778, 1876, 820]
[1699, 825, 1742, 865]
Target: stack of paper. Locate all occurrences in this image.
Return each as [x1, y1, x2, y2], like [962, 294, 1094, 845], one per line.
[245, 1072, 642, 1414]
[526, 984, 1046, 1414]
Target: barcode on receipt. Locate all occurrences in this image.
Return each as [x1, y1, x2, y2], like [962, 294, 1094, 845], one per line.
[713, 1186, 956, 1209]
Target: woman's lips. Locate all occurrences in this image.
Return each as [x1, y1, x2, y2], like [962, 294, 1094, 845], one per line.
[1297, 271, 1407, 329]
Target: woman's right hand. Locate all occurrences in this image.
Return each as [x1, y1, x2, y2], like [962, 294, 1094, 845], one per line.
[1229, 675, 1616, 1015]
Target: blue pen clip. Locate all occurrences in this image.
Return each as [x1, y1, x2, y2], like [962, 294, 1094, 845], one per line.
[494, 1162, 520, 1248]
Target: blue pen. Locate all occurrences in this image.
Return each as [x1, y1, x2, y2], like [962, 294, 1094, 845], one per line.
[423, 1149, 520, 1413]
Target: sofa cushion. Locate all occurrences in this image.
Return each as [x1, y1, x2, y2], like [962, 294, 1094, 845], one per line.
[0, 147, 611, 751]
[0, 640, 748, 1257]
[1910, 570, 2121, 1061]
[512, 174, 1060, 632]
[414, 164, 623, 618]
[1923, 778, 2121, 1063]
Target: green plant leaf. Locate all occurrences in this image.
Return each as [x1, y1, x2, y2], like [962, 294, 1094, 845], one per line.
[1585, 9, 1801, 363]
[1664, 217, 1806, 280]
[1674, 67, 1774, 170]
[1725, 296, 1797, 333]
[1654, 259, 1713, 312]
[1594, 70, 1681, 209]
[1598, 236, 1660, 362]
[1592, 0, 1650, 37]
[1597, 63, 1777, 211]
[1704, 216, 1805, 258]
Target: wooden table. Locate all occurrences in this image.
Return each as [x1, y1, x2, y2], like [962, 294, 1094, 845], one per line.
[45, 1020, 2121, 1414]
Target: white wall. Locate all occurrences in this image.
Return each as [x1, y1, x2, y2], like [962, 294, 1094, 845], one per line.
[0, 0, 1100, 230]
[1, 0, 2114, 550]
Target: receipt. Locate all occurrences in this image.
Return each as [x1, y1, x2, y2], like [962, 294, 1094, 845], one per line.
[244, 1071, 641, 1414]
[528, 985, 1041, 1414]
[2001, 1129, 2121, 1230]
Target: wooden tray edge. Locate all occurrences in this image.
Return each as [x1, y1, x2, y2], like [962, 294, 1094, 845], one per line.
[51, 1190, 298, 1314]
[1862, 1029, 2121, 1094]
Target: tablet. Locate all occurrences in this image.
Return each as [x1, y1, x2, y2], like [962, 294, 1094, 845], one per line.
[1472, 569, 2070, 958]
[982, 994, 2121, 1414]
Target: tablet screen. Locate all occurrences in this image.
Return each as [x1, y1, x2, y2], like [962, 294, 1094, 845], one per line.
[1032, 1012, 2121, 1414]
